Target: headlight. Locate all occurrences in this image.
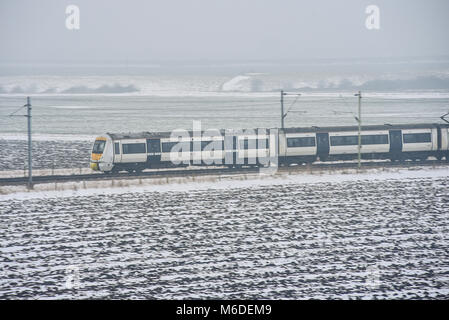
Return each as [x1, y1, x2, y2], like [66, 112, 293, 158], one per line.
[90, 162, 99, 170]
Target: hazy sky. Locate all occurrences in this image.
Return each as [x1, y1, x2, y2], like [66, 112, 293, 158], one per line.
[1, 0, 448, 62]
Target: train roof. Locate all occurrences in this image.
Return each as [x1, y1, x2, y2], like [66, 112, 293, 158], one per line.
[283, 123, 449, 133]
[107, 130, 225, 140]
[106, 123, 449, 140]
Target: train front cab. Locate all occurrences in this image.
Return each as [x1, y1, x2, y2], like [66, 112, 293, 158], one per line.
[90, 137, 107, 171]
[90, 136, 114, 172]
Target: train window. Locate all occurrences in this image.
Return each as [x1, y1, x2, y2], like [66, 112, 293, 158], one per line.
[331, 135, 389, 146]
[258, 139, 270, 149]
[403, 133, 431, 143]
[162, 142, 191, 152]
[287, 137, 316, 148]
[200, 140, 223, 151]
[122, 143, 146, 154]
[240, 139, 255, 150]
[114, 142, 120, 154]
[162, 142, 177, 153]
[92, 140, 106, 153]
[361, 134, 389, 145]
[239, 139, 269, 149]
[201, 141, 213, 151]
[330, 136, 358, 146]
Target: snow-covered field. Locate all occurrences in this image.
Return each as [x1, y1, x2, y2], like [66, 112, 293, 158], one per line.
[0, 140, 91, 171]
[1, 167, 448, 299]
[1, 57, 448, 299]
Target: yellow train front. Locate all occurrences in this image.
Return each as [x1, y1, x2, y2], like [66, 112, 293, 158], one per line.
[90, 135, 115, 172]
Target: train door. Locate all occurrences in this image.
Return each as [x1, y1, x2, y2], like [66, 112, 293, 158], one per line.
[146, 139, 161, 165]
[389, 130, 402, 155]
[436, 125, 442, 150]
[316, 133, 330, 161]
[113, 141, 122, 163]
[224, 135, 237, 166]
[233, 136, 238, 165]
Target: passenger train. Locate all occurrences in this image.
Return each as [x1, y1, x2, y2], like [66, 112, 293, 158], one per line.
[90, 123, 449, 173]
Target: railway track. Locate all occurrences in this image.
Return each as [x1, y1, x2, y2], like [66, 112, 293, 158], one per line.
[0, 160, 448, 186]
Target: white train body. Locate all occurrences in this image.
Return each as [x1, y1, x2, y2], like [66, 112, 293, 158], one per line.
[90, 123, 449, 172]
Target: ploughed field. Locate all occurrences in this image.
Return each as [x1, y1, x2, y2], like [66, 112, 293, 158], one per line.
[0, 140, 91, 171]
[0, 176, 448, 299]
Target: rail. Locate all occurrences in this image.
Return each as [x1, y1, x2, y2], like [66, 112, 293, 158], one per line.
[0, 160, 447, 186]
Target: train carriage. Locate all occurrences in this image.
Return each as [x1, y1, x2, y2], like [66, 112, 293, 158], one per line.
[90, 123, 449, 173]
[278, 131, 317, 164]
[236, 131, 271, 166]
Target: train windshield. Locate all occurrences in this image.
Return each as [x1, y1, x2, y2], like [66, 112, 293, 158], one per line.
[92, 140, 106, 153]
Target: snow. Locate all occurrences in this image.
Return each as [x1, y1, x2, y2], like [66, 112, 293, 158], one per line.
[0, 133, 95, 142]
[221, 75, 252, 91]
[1, 165, 448, 201]
[1, 165, 448, 299]
[0, 168, 95, 178]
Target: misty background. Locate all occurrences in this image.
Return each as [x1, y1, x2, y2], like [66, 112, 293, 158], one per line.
[0, 0, 448, 136]
[1, 0, 449, 63]
[2, 1, 449, 303]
